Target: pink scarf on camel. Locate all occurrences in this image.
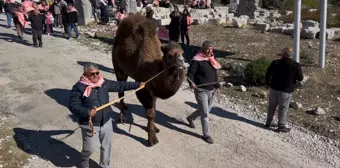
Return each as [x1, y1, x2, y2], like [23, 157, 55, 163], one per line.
[79, 75, 105, 97]
[192, 49, 221, 69]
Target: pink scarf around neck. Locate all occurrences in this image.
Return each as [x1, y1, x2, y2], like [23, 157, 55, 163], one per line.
[68, 6, 78, 13]
[79, 75, 105, 97]
[192, 52, 221, 69]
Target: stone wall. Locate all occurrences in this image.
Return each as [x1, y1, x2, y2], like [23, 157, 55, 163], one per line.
[235, 0, 260, 18]
[74, 0, 92, 25]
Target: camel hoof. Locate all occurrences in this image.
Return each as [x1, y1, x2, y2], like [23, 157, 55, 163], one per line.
[118, 115, 126, 123]
[148, 132, 159, 146]
[155, 126, 160, 133]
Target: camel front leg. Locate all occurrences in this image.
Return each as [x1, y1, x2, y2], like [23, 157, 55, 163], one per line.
[118, 92, 127, 123]
[146, 107, 159, 146]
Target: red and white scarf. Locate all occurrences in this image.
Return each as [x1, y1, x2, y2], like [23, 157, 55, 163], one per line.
[192, 49, 221, 69]
[79, 75, 105, 97]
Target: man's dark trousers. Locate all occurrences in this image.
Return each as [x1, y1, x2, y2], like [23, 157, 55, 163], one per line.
[32, 29, 42, 46]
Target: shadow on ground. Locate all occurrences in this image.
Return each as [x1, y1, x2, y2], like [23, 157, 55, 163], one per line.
[44, 88, 80, 123]
[115, 103, 202, 143]
[77, 61, 115, 74]
[0, 32, 32, 46]
[184, 101, 266, 129]
[13, 128, 100, 168]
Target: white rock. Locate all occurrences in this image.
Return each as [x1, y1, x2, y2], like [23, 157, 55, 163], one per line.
[156, 18, 171, 26]
[301, 27, 320, 39]
[86, 31, 96, 38]
[255, 22, 270, 32]
[290, 102, 303, 109]
[313, 107, 326, 115]
[192, 18, 209, 25]
[240, 85, 247, 92]
[270, 27, 286, 34]
[283, 27, 294, 36]
[232, 17, 247, 28]
[209, 17, 226, 25]
[226, 83, 233, 87]
[302, 20, 319, 29]
[325, 29, 335, 40]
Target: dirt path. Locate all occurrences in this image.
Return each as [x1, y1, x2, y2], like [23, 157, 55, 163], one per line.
[0, 14, 339, 168]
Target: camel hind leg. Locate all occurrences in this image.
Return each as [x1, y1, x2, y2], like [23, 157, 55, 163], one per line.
[136, 89, 160, 146]
[112, 58, 128, 123]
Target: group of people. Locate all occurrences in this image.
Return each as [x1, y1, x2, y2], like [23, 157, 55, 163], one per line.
[69, 25, 303, 167]
[168, 6, 192, 45]
[3, 0, 80, 47]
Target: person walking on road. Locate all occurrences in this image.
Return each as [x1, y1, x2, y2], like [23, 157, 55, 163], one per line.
[69, 62, 145, 168]
[264, 47, 304, 133]
[186, 41, 221, 144]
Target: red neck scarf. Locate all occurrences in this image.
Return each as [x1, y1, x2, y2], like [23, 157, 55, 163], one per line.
[79, 75, 105, 97]
[192, 48, 221, 69]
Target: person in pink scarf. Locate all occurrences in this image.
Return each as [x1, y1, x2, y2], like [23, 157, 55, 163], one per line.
[69, 62, 144, 167]
[38, 0, 49, 34]
[114, 8, 125, 24]
[66, 3, 80, 40]
[186, 41, 221, 144]
[13, 3, 28, 39]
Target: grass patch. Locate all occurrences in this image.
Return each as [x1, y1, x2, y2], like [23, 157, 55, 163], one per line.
[0, 122, 30, 168]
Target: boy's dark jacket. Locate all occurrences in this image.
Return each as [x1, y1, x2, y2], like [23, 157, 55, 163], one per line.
[69, 79, 140, 126]
[26, 13, 43, 29]
[67, 11, 78, 24]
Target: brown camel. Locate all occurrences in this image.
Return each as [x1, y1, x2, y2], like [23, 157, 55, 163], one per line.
[112, 13, 186, 146]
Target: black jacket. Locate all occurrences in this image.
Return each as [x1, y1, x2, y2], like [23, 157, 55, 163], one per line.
[265, 57, 304, 93]
[69, 79, 140, 126]
[4, 2, 15, 14]
[67, 11, 78, 24]
[26, 13, 44, 30]
[187, 60, 219, 91]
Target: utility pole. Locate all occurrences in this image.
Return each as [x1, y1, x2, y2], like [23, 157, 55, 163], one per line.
[319, 0, 328, 69]
[293, 0, 301, 63]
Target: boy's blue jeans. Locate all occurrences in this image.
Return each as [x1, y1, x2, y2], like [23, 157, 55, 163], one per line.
[6, 13, 12, 27]
[67, 23, 80, 39]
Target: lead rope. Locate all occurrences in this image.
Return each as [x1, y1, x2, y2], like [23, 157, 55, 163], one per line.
[88, 64, 177, 136]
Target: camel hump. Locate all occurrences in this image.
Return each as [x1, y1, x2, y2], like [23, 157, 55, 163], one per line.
[116, 13, 158, 39]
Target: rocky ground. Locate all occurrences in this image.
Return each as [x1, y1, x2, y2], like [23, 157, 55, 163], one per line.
[1, 12, 340, 168]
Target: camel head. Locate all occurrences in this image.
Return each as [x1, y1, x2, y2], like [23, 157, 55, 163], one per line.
[161, 41, 185, 70]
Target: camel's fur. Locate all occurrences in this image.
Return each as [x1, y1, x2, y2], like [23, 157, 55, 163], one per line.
[112, 13, 185, 146]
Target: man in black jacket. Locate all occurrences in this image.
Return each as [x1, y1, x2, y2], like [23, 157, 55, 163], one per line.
[69, 62, 144, 168]
[265, 47, 304, 133]
[186, 41, 221, 144]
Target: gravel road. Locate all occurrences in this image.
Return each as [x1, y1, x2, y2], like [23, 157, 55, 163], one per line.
[0, 14, 339, 168]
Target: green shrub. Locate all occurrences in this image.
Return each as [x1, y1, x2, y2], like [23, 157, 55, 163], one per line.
[300, 49, 316, 64]
[230, 63, 246, 77]
[244, 57, 272, 86]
